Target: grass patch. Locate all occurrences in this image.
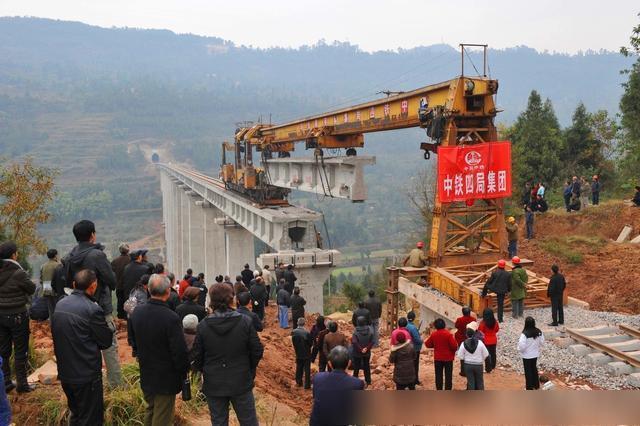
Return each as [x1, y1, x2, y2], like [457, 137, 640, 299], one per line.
[14, 363, 207, 425]
[538, 234, 607, 264]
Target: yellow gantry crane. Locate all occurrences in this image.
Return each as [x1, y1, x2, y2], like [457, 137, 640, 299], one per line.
[222, 44, 505, 268]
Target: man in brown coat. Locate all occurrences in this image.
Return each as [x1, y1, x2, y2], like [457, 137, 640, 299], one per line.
[322, 321, 348, 369]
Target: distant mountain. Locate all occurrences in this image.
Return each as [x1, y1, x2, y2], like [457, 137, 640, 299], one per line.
[0, 17, 633, 125]
[0, 17, 634, 250]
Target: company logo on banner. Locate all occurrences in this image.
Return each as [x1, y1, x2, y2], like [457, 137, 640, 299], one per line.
[437, 141, 512, 202]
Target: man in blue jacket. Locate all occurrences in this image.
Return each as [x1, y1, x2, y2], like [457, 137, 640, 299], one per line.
[405, 312, 424, 385]
[52, 269, 113, 425]
[310, 346, 364, 426]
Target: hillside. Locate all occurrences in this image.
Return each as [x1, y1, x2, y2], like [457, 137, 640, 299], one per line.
[0, 17, 635, 255]
[520, 202, 640, 313]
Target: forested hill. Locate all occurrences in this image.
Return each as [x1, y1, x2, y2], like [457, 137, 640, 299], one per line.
[0, 17, 632, 125]
[0, 17, 633, 251]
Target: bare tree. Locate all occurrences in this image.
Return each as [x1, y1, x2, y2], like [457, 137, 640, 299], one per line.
[406, 167, 436, 237]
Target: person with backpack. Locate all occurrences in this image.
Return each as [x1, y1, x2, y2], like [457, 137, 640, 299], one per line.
[351, 316, 374, 387]
[510, 256, 528, 319]
[63, 220, 121, 388]
[518, 317, 545, 390]
[477, 308, 499, 373]
[121, 249, 149, 310]
[0, 241, 37, 393]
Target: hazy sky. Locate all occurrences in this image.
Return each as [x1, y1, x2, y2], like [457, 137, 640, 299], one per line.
[1, 0, 638, 53]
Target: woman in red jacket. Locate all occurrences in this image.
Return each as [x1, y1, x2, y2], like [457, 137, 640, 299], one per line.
[425, 318, 458, 390]
[477, 308, 499, 373]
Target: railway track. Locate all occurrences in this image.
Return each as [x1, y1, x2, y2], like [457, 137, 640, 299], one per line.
[565, 324, 640, 383]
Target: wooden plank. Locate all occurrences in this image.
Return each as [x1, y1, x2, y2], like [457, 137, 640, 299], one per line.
[566, 328, 640, 368]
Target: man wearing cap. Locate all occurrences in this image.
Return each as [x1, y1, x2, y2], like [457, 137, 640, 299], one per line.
[481, 260, 511, 323]
[111, 243, 131, 320]
[510, 256, 528, 319]
[122, 249, 150, 304]
[505, 217, 519, 258]
[404, 242, 427, 268]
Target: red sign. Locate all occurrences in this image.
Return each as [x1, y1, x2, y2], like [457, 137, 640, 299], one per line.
[437, 141, 512, 202]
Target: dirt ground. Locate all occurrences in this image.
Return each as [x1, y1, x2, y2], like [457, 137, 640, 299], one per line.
[519, 202, 640, 313]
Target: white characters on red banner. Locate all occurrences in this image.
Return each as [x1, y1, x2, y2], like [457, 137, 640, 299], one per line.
[442, 170, 507, 198]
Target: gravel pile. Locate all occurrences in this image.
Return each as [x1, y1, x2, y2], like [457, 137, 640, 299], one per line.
[494, 305, 640, 389]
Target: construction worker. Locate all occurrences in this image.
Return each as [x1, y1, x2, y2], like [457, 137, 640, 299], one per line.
[481, 260, 511, 323]
[510, 256, 528, 319]
[505, 217, 518, 258]
[403, 242, 427, 268]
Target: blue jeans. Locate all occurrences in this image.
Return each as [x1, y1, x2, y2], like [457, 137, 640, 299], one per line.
[508, 240, 517, 258]
[278, 305, 289, 328]
[526, 222, 534, 239]
[371, 319, 380, 347]
[0, 357, 11, 426]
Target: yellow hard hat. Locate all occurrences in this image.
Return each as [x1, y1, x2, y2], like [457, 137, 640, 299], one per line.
[507, 216, 515, 223]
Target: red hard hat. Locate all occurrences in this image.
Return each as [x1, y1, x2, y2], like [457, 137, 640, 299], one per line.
[512, 256, 521, 264]
[497, 259, 506, 268]
[416, 241, 424, 248]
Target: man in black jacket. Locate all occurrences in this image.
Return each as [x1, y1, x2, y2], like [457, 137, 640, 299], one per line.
[283, 264, 297, 294]
[290, 287, 307, 328]
[122, 249, 149, 301]
[64, 220, 121, 388]
[249, 277, 267, 321]
[129, 274, 189, 425]
[364, 290, 382, 347]
[481, 259, 511, 323]
[193, 283, 263, 425]
[240, 264, 254, 287]
[52, 269, 113, 425]
[351, 302, 372, 327]
[111, 243, 131, 319]
[0, 241, 36, 393]
[237, 291, 263, 332]
[291, 317, 312, 389]
[547, 264, 567, 326]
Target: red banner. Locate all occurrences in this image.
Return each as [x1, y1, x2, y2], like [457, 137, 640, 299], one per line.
[437, 141, 512, 202]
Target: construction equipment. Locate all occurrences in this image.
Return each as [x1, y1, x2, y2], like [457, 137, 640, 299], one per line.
[220, 44, 542, 325]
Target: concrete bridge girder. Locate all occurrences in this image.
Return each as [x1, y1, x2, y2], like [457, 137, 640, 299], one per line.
[159, 165, 339, 314]
[262, 155, 376, 201]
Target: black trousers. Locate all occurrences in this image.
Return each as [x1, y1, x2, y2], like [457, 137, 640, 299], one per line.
[496, 293, 505, 322]
[523, 357, 539, 390]
[295, 358, 311, 389]
[413, 351, 421, 384]
[116, 289, 126, 319]
[252, 303, 265, 321]
[318, 356, 328, 372]
[551, 295, 564, 324]
[592, 191, 599, 205]
[0, 311, 30, 383]
[62, 377, 104, 425]
[396, 383, 415, 390]
[485, 344, 497, 373]
[434, 360, 453, 390]
[352, 356, 371, 385]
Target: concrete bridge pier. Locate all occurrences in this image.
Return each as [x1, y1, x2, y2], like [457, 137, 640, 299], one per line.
[224, 223, 256, 277]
